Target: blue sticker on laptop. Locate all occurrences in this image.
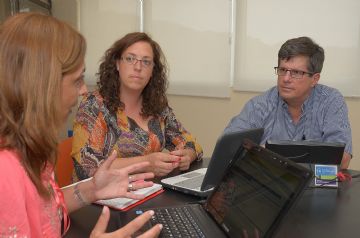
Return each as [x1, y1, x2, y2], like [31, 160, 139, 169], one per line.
[314, 164, 338, 187]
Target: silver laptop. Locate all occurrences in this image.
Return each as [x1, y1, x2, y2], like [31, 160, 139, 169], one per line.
[160, 128, 264, 197]
[120, 139, 313, 238]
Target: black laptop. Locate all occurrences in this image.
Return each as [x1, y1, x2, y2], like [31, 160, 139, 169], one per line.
[265, 140, 345, 164]
[119, 140, 313, 238]
[160, 128, 264, 197]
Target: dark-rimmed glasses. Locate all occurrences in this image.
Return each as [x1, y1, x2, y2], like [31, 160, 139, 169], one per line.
[121, 54, 154, 68]
[274, 67, 314, 79]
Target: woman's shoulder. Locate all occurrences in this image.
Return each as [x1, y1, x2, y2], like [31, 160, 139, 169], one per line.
[77, 90, 107, 115]
[81, 90, 105, 105]
[159, 105, 174, 118]
[0, 149, 26, 179]
[0, 149, 21, 166]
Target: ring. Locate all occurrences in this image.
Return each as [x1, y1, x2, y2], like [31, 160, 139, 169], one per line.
[128, 175, 133, 181]
[128, 183, 135, 191]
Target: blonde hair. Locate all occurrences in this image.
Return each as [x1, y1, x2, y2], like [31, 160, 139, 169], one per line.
[0, 13, 86, 197]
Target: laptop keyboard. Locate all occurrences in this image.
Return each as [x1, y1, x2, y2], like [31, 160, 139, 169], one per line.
[150, 206, 205, 238]
[174, 175, 204, 189]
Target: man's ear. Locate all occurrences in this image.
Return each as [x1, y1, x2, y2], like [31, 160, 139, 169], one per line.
[311, 73, 320, 87]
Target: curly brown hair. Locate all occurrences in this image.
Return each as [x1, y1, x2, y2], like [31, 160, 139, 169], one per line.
[97, 32, 169, 117]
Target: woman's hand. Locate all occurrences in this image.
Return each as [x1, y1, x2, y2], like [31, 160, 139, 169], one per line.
[92, 151, 155, 201]
[170, 148, 197, 171]
[145, 152, 180, 177]
[90, 206, 162, 238]
[63, 151, 156, 215]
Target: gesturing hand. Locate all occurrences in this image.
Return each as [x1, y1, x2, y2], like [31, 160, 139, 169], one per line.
[93, 151, 155, 201]
[90, 206, 162, 238]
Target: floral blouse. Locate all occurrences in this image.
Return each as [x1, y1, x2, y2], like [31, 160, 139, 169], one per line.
[0, 150, 68, 238]
[71, 91, 203, 181]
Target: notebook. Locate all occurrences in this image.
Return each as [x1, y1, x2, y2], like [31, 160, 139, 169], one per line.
[160, 128, 264, 197]
[95, 183, 164, 211]
[119, 140, 312, 238]
[265, 140, 345, 164]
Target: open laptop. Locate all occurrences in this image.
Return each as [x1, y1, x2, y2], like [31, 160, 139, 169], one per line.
[119, 140, 313, 238]
[160, 128, 264, 197]
[265, 140, 345, 164]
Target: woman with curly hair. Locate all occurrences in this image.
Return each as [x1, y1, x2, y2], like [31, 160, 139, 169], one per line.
[72, 32, 203, 181]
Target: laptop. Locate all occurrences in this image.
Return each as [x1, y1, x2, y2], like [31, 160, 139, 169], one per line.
[119, 140, 313, 238]
[160, 128, 264, 197]
[265, 140, 345, 164]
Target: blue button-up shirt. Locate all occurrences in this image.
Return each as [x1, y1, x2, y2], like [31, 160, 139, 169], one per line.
[224, 84, 352, 154]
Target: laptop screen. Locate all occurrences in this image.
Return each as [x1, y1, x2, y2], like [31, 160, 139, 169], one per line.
[205, 141, 312, 238]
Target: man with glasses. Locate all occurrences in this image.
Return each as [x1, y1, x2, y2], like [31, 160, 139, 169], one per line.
[224, 36, 352, 169]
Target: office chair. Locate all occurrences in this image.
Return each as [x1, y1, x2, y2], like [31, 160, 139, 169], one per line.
[55, 137, 74, 187]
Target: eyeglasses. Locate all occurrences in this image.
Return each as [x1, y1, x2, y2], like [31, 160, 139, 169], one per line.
[121, 55, 154, 68]
[274, 67, 314, 79]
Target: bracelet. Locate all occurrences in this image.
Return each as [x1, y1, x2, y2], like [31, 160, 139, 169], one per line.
[74, 183, 89, 206]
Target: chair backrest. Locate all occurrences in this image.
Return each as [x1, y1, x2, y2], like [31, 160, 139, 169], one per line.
[55, 137, 74, 187]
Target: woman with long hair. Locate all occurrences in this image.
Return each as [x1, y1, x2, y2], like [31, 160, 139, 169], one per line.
[0, 13, 161, 237]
